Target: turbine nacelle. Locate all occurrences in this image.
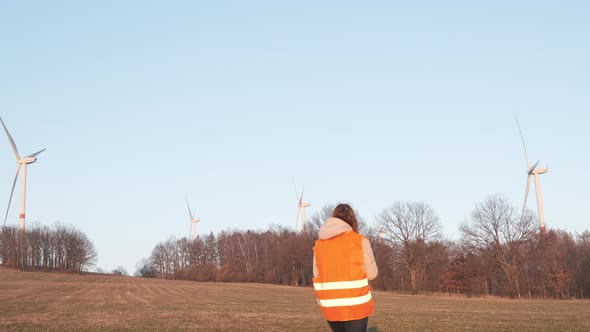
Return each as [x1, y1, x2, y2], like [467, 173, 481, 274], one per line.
[526, 161, 549, 175]
[191, 218, 200, 223]
[534, 167, 549, 175]
[18, 157, 38, 164]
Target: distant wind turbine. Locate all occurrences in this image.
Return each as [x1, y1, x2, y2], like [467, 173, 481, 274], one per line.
[293, 181, 310, 232]
[186, 198, 200, 241]
[1, 116, 46, 233]
[515, 114, 548, 233]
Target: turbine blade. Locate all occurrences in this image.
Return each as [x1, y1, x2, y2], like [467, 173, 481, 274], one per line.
[299, 186, 305, 204]
[514, 114, 530, 169]
[185, 198, 193, 219]
[0, 116, 21, 160]
[520, 174, 532, 224]
[3, 165, 20, 228]
[26, 148, 46, 159]
[528, 160, 540, 174]
[292, 178, 299, 202]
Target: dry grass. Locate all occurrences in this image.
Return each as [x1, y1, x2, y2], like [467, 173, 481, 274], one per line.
[1, 268, 589, 331]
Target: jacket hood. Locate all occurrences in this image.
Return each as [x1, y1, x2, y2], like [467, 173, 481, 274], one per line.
[318, 217, 353, 240]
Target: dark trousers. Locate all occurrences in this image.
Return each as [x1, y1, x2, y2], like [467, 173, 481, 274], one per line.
[327, 317, 368, 332]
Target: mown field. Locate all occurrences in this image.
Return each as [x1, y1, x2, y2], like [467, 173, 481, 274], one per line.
[0, 268, 589, 331]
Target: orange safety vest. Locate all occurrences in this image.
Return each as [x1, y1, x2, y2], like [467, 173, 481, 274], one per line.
[313, 230, 374, 322]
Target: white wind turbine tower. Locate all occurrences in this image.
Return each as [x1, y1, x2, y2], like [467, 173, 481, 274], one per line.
[293, 182, 310, 232]
[515, 114, 549, 233]
[1, 116, 46, 233]
[186, 198, 200, 241]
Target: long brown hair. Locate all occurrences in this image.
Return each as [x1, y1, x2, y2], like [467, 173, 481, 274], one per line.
[332, 203, 358, 232]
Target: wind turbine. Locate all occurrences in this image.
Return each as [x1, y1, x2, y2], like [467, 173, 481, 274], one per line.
[515, 114, 548, 233]
[1, 116, 46, 233]
[185, 198, 200, 241]
[293, 182, 310, 232]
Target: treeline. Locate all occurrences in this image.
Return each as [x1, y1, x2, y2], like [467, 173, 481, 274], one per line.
[137, 228, 315, 285]
[373, 196, 590, 299]
[0, 223, 97, 272]
[137, 195, 590, 299]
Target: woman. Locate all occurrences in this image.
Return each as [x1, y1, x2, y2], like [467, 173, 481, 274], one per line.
[313, 203, 378, 332]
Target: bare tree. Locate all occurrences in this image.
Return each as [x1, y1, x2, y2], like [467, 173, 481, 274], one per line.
[94, 267, 108, 274]
[112, 266, 129, 276]
[307, 204, 336, 235]
[134, 258, 156, 278]
[0, 223, 95, 272]
[577, 231, 590, 298]
[460, 194, 536, 298]
[377, 201, 441, 293]
[307, 203, 368, 235]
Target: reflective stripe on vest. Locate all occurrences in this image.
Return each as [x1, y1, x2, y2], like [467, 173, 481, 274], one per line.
[317, 291, 372, 308]
[313, 278, 369, 291]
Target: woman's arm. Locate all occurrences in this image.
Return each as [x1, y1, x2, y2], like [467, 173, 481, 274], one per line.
[362, 238, 378, 280]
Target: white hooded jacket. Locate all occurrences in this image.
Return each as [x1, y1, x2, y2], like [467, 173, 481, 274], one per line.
[313, 217, 378, 280]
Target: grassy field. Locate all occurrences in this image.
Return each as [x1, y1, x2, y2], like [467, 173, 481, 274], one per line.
[1, 268, 589, 331]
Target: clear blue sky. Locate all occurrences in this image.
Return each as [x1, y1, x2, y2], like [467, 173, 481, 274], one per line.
[1, 1, 588, 274]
